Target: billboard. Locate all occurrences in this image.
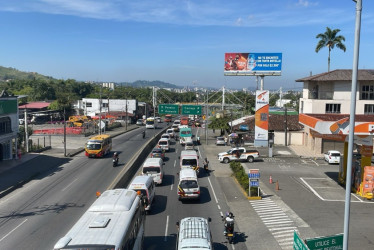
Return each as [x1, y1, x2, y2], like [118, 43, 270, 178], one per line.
[254, 90, 269, 145]
[224, 53, 282, 76]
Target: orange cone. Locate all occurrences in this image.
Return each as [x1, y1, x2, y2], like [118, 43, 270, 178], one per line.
[269, 175, 273, 184]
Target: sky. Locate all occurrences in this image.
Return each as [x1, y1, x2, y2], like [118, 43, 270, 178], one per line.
[0, 0, 373, 91]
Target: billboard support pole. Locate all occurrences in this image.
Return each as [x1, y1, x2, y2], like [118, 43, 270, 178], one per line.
[260, 76, 264, 91]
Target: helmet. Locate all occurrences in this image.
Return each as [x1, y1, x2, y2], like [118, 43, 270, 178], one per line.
[229, 212, 233, 218]
[114, 152, 117, 155]
[226, 212, 230, 217]
[137, 191, 141, 196]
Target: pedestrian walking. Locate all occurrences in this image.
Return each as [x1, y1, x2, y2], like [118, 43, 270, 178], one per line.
[224, 136, 228, 146]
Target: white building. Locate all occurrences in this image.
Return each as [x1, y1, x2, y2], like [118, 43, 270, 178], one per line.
[297, 69, 374, 115]
[75, 98, 137, 117]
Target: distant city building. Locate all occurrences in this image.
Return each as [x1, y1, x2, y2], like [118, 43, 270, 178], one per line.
[102, 82, 115, 90]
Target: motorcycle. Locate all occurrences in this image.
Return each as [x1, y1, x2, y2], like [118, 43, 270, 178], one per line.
[113, 157, 119, 167]
[222, 215, 235, 244]
[142, 130, 146, 139]
[203, 159, 209, 173]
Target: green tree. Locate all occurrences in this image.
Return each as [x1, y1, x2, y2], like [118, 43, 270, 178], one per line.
[315, 27, 346, 72]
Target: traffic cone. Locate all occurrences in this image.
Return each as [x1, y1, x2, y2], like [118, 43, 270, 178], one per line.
[275, 181, 280, 191]
[269, 175, 273, 184]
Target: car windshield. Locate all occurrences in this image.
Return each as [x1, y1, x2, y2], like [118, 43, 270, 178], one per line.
[182, 159, 197, 166]
[153, 149, 162, 153]
[180, 180, 198, 189]
[331, 153, 340, 156]
[159, 141, 168, 145]
[143, 167, 160, 173]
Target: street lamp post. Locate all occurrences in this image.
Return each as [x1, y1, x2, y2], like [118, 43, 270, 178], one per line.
[343, 1, 362, 249]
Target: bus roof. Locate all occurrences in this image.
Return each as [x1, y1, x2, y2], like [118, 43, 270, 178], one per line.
[88, 134, 111, 141]
[54, 189, 140, 249]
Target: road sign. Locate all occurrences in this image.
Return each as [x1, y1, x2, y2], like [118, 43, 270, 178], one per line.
[181, 105, 202, 115]
[306, 233, 343, 250]
[294, 231, 309, 250]
[158, 104, 179, 114]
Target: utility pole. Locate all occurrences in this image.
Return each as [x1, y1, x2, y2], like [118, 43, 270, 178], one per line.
[99, 86, 102, 135]
[24, 108, 29, 152]
[284, 107, 288, 146]
[63, 107, 66, 157]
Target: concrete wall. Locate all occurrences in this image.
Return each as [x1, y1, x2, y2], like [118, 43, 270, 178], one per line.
[274, 131, 304, 146]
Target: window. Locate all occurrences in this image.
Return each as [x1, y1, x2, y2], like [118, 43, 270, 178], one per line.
[326, 104, 341, 114]
[0, 117, 12, 135]
[86, 102, 92, 107]
[364, 104, 374, 114]
[360, 84, 374, 100]
[102, 103, 108, 108]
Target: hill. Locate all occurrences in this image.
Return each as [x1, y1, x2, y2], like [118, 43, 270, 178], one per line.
[0, 66, 55, 82]
[120, 80, 182, 89]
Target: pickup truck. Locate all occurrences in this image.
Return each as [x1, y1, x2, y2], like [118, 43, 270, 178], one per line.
[218, 147, 260, 163]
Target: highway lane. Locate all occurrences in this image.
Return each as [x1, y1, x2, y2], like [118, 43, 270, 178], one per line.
[0, 124, 166, 250]
[144, 127, 247, 250]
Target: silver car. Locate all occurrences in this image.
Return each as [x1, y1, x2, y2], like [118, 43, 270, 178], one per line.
[216, 136, 225, 146]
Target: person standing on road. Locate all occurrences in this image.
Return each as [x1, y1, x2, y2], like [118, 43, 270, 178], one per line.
[224, 136, 228, 146]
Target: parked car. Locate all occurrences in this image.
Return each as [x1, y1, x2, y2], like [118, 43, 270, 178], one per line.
[324, 150, 341, 164]
[216, 136, 226, 146]
[150, 147, 165, 160]
[218, 147, 260, 163]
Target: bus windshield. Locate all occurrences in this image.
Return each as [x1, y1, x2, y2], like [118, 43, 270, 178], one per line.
[86, 142, 102, 150]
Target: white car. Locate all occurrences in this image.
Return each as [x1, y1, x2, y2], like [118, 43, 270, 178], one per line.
[161, 133, 171, 142]
[324, 150, 341, 164]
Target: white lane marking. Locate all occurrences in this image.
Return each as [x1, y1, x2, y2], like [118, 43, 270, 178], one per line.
[62, 178, 78, 192]
[299, 177, 325, 201]
[174, 160, 176, 168]
[164, 215, 169, 241]
[217, 205, 221, 210]
[0, 219, 28, 242]
[207, 177, 218, 204]
[269, 227, 297, 231]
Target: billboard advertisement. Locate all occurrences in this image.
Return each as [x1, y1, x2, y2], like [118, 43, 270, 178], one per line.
[255, 90, 269, 144]
[224, 53, 282, 76]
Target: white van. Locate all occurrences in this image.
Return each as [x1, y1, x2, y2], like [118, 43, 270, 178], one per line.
[180, 150, 199, 170]
[142, 158, 164, 185]
[158, 138, 170, 152]
[177, 168, 200, 200]
[128, 175, 155, 213]
[176, 217, 212, 250]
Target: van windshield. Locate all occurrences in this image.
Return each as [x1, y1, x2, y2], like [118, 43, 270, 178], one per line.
[182, 159, 197, 166]
[159, 141, 168, 145]
[143, 167, 160, 173]
[180, 180, 198, 188]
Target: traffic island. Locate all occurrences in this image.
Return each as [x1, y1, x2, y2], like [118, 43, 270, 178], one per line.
[229, 161, 262, 200]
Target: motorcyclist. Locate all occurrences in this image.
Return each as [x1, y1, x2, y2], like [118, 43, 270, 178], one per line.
[142, 130, 146, 139]
[223, 212, 234, 235]
[203, 158, 209, 172]
[113, 152, 119, 166]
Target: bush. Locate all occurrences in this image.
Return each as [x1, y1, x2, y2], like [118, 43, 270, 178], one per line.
[229, 161, 260, 196]
[229, 161, 249, 194]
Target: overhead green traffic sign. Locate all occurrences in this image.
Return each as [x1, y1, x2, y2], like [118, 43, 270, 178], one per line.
[158, 104, 179, 114]
[181, 105, 202, 115]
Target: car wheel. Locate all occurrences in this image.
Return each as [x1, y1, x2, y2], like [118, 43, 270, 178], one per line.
[247, 156, 254, 163]
[223, 158, 230, 164]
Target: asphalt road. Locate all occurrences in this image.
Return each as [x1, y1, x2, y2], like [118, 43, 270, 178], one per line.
[0, 125, 164, 249]
[143, 129, 247, 250]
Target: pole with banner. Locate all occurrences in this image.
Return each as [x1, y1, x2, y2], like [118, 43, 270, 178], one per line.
[254, 90, 269, 147]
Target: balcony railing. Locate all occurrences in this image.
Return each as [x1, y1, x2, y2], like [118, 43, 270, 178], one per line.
[308, 91, 333, 100]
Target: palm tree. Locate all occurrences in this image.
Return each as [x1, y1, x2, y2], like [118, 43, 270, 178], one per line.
[315, 27, 346, 72]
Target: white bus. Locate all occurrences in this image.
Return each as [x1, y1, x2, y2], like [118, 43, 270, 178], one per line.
[145, 117, 156, 129]
[54, 189, 146, 250]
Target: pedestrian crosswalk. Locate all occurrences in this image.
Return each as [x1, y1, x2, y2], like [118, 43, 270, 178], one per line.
[250, 198, 297, 249]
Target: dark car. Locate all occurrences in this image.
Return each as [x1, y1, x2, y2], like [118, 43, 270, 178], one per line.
[150, 147, 165, 159]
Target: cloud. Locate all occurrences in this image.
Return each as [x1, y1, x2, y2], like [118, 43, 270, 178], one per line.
[0, 0, 353, 27]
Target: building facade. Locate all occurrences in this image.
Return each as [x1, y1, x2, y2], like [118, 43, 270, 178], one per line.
[0, 91, 19, 160]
